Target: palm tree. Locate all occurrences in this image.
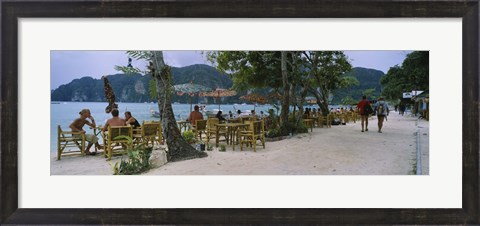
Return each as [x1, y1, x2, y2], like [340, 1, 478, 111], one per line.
[117, 51, 207, 162]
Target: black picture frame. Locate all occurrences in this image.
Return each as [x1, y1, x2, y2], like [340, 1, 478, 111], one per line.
[1, 0, 479, 224]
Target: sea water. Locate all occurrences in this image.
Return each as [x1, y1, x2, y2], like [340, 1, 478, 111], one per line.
[50, 101, 275, 153]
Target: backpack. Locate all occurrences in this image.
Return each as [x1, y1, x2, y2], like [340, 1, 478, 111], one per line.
[377, 103, 386, 116]
[363, 102, 373, 115]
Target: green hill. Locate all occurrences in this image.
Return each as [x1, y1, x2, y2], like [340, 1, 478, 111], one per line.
[51, 65, 384, 104]
[331, 67, 384, 104]
[51, 64, 234, 103]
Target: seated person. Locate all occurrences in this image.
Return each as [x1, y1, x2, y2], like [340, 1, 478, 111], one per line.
[187, 105, 204, 126]
[125, 111, 141, 128]
[228, 111, 233, 118]
[251, 109, 259, 119]
[236, 109, 242, 118]
[259, 111, 266, 119]
[216, 110, 226, 122]
[102, 109, 126, 132]
[69, 108, 102, 155]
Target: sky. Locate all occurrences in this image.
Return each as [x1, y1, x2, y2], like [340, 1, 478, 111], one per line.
[50, 50, 412, 89]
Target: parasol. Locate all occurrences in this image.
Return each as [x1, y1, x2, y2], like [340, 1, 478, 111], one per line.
[173, 82, 212, 113]
[239, 93, 268, 111]
[102, 76, 118, 113]
[202, 88, 237, 110]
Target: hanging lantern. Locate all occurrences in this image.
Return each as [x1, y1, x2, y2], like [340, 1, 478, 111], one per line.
[188, 92, 195, 97]
[177, 91, 184, 96]
[127, 57, 133, 68]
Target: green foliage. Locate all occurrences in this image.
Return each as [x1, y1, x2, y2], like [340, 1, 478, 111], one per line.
[206, 51, 282, 91]
[111, 136, 153, 175]
[380, 51, 429, 100]
[341, 96, 356, 105]
[266, 119, 307, 138]
[182, 130, 195, 143]
[219, 144, 226, 152]
[206, 143, 213, 151]
[362, 88, 377, 99]
[332, 67, 384, 103]
[149, 79, 157, 100]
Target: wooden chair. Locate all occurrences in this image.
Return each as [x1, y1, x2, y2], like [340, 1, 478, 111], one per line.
[240, 120, 265, 152]
[141, 121, 163, 147]
[303, 119, 314, 132]
[206, 118, 228, 144]
[192, 119, 207, 141]
[318, 114, 331, 128]
[103, 125, 133, 160]
[57, 125, 86, 160]
[132, 126, 143, 145]
[240, 116, 253, 124]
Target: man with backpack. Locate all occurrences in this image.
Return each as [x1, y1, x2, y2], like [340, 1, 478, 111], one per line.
[357, 95, 372, 132]
[374, 97, 390, 133]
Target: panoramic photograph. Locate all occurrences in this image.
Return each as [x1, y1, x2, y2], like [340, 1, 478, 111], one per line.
[50, 50, 429, 175]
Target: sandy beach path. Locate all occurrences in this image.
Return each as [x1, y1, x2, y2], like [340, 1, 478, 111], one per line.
[51, 112, 428, 175]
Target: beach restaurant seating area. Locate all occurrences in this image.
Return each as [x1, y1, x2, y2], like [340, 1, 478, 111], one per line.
[57, 110, 359, 160]
[177, 116, 266, 152]
[57, 121, 164, 161]
[302, 110, 358, 130]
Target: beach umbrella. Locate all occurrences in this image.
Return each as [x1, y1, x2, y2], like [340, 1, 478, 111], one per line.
[202, 88, 237, 110]
[102, 76, 118, 113]
[239, 93, 267, 111]
[173, 82, 212, 113]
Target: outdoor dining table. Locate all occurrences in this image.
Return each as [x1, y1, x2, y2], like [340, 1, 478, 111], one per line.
[92, 126, 104, 152]
[176, 120, 190, 132]
[215, 123, 250, 151]
[226, 117, 241, 123]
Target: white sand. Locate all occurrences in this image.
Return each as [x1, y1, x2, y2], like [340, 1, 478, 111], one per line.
[51, 112, 429, 175]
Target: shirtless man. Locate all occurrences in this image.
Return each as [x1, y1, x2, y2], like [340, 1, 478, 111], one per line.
[102, 109, 126, 132]
[70, 109, 102, 155]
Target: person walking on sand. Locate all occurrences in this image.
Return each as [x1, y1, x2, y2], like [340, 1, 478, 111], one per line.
[69, 109, 102, 155]
[357, 95, 372, 132]
[374, 97, 390, 133]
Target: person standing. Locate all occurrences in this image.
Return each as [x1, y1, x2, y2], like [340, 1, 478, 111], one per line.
[69, 109, 102, 155]
[357, 95, 371, 132]
[374, 97, 390, 133]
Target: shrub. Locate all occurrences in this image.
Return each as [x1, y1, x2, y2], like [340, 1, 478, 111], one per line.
[219, 144, 226, 152]
[206, 143, 213, 151]
[111, 136, 153, 175]
[182, 130, 195, 143]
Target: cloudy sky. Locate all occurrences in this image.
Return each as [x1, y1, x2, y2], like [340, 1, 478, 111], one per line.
[51, 50, 411, 89]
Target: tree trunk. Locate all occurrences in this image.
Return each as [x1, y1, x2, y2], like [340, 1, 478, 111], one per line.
[309, 87, 329, 116]
[280, 51, 290, 124]
[150, 51, 207, 162]
[298, 86, 308, 117]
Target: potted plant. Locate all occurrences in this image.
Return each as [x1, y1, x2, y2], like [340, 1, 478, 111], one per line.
[197, 140, 206, 151]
